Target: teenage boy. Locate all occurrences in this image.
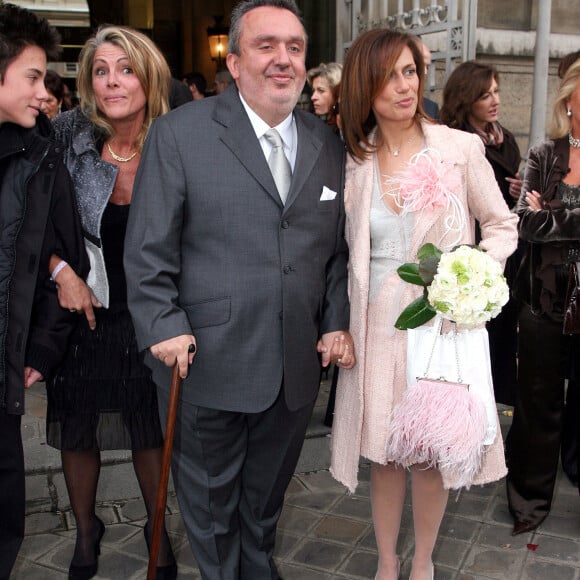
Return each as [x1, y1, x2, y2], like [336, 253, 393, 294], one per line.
[0, 4, 87, 576]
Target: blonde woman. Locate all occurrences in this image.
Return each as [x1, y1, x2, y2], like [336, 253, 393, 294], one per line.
[506, 59, 580, 537]
[45, 26, 175, 579]
[307, 62, 342, 132]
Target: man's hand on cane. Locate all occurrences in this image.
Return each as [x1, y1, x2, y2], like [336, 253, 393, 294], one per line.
[150, 334, 197, 378]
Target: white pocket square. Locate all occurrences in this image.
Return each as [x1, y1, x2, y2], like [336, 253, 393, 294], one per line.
[320, 186, 337, 201]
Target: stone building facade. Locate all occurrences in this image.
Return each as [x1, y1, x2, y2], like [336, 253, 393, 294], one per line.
[12, 0, 580, 154]
[335, 0, 580, 156]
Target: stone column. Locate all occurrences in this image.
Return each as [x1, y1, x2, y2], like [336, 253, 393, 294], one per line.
[529, 0, 552, 147]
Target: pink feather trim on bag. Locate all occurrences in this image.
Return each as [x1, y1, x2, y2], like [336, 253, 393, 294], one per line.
[384, 378, 488, 490]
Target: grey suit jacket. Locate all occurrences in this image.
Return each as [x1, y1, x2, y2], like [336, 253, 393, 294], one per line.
[125, 85, 349, 412]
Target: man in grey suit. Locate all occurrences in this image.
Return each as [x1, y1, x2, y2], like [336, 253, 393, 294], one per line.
[125, 1, 355, 578]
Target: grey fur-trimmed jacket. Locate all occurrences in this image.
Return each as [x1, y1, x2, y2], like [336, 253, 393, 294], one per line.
[51, 108, 119, 308]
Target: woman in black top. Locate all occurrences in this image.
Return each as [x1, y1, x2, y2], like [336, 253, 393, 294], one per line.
[441, 61, 522, 406]
[46, 26, 177, 579]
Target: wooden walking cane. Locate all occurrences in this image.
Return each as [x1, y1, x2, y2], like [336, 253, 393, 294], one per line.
[147, 344, 194, 580]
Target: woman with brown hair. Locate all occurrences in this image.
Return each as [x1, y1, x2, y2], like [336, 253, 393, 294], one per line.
[441, 62, 522, 208]
[330, 29, 517, 579]
[46, 26, 176, 579]
[441, 61, 523, 406]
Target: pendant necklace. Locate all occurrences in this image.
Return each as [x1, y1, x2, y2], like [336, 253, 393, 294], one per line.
[385, 129, 419, 157]
[107, 141, 138, 163]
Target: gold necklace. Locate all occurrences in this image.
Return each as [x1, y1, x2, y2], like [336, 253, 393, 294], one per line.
[106, 141, 138, 163]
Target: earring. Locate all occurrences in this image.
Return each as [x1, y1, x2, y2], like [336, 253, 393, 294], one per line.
[567, 109, 572, 117]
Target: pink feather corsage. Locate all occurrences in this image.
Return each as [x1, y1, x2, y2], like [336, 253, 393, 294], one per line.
[387, 148, 462, 213]
[384, 148, 465, 245]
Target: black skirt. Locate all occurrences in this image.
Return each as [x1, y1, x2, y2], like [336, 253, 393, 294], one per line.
[46, 305, 164, 451]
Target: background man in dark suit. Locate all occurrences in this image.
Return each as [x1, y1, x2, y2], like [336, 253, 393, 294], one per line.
[125, 1, 355, 578]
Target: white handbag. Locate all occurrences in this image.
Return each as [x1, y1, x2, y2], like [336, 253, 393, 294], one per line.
[385, 316, 498, 489]
[405, 316, 497, 445]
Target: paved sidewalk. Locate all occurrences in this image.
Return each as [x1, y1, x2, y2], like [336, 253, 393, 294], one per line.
[13, 378, 580, 579]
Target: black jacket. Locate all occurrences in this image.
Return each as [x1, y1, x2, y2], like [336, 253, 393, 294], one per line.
[459, 123, 521, 208]
[515, 136, 578, 318]
[0, 115, 88, 414]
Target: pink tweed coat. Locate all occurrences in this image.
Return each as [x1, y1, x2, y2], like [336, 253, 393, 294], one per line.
[330, 121, 519, 492]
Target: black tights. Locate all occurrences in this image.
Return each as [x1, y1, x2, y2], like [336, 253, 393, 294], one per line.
[62, 448, 175, 567]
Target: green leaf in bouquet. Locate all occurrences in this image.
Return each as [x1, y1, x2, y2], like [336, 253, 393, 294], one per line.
[417, 243, 442, 261]
[418, 255, 440, 286]
[396, 263, 424, 286]
[394, 296, 437, 330]
[416, 243, 442, 285]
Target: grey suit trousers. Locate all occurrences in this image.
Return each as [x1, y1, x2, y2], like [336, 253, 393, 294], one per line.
[157, 385, 315, 580]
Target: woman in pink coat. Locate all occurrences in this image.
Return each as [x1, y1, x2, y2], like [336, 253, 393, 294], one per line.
[330, 30, 518, 580]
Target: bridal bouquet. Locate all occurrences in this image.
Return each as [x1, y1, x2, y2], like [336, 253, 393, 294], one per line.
[394, 243, 509, 330]
[386, 243, 508, 487]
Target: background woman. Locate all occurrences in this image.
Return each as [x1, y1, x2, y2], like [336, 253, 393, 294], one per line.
[41, 69, 66, 119]
[307, 62, 342, 132]
[330, 30, 517, 580]
[558, 51, 580, 487]
[45, 26, 175, 579]
[506, 59, 580, 536]
[440, 61, 522, 406]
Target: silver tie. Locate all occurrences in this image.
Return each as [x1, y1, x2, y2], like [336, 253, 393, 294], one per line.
[264, 128, 291, 204]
